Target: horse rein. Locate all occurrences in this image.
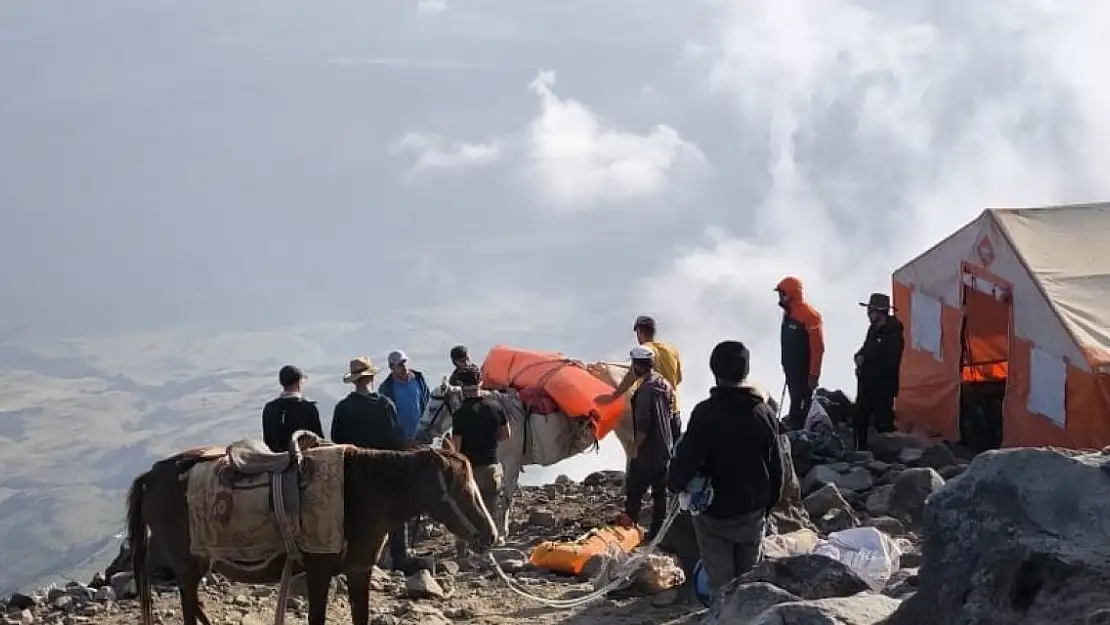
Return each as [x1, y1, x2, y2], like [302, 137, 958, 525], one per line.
[434, 459, 484, 541]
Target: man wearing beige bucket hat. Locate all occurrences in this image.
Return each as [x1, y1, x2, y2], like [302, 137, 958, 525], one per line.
[330, 356, 415, 572]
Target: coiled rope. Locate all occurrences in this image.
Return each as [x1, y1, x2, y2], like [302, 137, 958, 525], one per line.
[486, 497, 683, 609]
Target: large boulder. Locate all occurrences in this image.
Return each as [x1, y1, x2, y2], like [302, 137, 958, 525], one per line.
[886, 447, 1110, 625]
[701, 581, 801, 625]
[751, 593, 902, 624]
[737, 554, 872, 600]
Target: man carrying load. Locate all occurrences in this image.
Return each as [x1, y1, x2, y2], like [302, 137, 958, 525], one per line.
[600, 315, 683, 438]
[617, 345, 675, 542]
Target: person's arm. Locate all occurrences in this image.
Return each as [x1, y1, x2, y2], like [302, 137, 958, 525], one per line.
[329, 402, 347, 445]
[800, 306, 825, 386]
[306, 402, 325, 439]
[630, 391, 652, 458]
[763, 408, 785, 513]
[495, 404, 511, 442]
[261, 402, 280, 451]
[666, 405, 708, 492]
[419, 373, 430, 410]
[382, 397, 405, 450]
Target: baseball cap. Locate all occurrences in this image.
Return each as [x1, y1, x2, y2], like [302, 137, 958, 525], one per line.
[454, 364, 481, 386]
[630, 345, 655, 361]
[278, 364, 304, 387]
[387, 350, 408, 367]
[633, 315, 656, 330]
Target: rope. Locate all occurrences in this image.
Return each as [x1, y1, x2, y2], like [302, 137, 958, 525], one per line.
[486, 498, 683, 609]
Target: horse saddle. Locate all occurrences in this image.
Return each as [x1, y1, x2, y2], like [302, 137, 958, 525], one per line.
[227, 439, 295, 475]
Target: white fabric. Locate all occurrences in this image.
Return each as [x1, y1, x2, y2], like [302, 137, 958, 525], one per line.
[994, 204, 1110, 364]
[1028, 346, 1067, 427]
[630, 345, 654, 360]
[910, 289, 943, 361]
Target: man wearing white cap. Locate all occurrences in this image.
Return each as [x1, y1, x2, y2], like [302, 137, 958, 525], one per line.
[617, 345, 676, 542]
[378, 349, 431, 445]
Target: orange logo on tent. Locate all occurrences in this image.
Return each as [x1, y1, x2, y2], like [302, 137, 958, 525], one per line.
[976, 235, 996, 267]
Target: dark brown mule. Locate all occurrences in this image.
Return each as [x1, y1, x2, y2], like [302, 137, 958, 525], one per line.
[126, 445, 498, 625]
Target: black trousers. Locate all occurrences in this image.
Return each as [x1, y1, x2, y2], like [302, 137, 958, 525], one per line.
[785, 376, 812, 431]
[387, 524, 408, 569]
[854, 383, 896, 450]
[625, 460, 668, 538]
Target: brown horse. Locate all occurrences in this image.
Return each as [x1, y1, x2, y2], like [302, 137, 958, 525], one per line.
[126, 442, 498, 625]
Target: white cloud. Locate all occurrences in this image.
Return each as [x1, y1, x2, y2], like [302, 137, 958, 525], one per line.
[416, 0, 447, 16]
[524, 70, 705, 211]
[391, 132, 502, 177]
[640, 0, 1110, 410]
[393, 70, 705, 211]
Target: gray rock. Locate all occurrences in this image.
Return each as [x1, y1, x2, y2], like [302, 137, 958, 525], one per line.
[404, 569, 445, 600]
[702, 582, 801, 625]
[804, 483, 854, 519]
[938, 463, 967, 480]
[528, 509, 557, 528]
[864, 484, 893, 517]
[752, 593, 902, 624]
[92, 586, 115, 602]
[868, 433, 922, 463]
[886, 447, 1110, 625]
[888, 467, 945, 523]
[863, 515, 906, 536]
[815, 508, 860, 535]
[738, 554, 872, 600]
[108, 572, 136, 600]
[907, 443, 957, 471]
[803, 465, 874, 495]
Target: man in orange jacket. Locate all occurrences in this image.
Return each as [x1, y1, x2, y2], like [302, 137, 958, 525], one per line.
[775, 276, 824, 430]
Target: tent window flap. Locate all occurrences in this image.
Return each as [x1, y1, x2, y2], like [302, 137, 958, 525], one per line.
[1028, 347, 1066, 427]
[911, 289, 943, 361]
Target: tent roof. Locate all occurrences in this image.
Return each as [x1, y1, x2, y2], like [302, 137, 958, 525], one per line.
[991, 202, 1110, 364]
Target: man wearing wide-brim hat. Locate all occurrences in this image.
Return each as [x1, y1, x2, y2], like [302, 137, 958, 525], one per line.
[852, 293, 905, 450]
[329, 356, 415, 572]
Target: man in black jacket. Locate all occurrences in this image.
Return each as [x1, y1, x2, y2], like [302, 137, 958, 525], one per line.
[854, 293, 906, 450]
[262, 365, 324, 452]
[329, 356, 411, 571]
[667, 340, 783, 595]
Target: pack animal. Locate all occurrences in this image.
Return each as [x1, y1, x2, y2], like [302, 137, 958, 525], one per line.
[126, 430, 498, 625]
[417, 361, 638, 538]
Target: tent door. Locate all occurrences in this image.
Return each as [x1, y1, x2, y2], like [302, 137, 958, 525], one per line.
[957, 270, 1012, 452]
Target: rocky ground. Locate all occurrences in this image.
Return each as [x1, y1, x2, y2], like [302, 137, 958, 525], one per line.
[4, 425, 1110, 625]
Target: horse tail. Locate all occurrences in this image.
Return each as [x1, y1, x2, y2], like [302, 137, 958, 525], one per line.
[127, 470, 154, 625]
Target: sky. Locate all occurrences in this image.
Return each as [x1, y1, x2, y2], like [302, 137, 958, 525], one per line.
[2, 0, 1110, 483]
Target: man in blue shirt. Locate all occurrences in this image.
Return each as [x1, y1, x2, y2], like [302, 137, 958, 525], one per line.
[378, 349, 430, 444]
[378, 349, 432, 547]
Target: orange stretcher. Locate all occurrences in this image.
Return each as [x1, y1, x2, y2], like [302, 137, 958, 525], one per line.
[480, 345, 624, 440]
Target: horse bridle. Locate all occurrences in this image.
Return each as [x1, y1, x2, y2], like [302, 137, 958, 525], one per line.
[433, 459, 484, 541]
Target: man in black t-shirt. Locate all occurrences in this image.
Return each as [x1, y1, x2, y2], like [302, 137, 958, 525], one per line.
[261, 364, 324, 452]
[450, 365, 510, 558]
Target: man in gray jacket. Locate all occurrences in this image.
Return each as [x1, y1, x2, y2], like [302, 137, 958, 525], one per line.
[618, 345, 675, 543]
